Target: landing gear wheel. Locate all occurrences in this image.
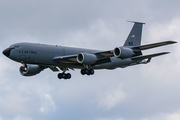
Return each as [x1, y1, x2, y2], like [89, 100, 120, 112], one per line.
[58, 73, 63, 79]
[85, 69, 90, 75]
[20, 66, 26, 72]
[62, 73, 67, 79]
[67, 73, 71, 79]
[58, 73, 71, 79]
[89, 69, 94, 75]
[80, 69, 95, 76]
[81, 69, 85, 75]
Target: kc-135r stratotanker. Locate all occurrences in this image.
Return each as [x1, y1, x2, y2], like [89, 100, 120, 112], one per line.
[2, 22, 177, 79]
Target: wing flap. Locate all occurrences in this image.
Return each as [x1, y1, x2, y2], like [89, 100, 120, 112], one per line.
[131, 52, 169, 61]
[49, 66, 59, 72]
[133, 41, 177, 50]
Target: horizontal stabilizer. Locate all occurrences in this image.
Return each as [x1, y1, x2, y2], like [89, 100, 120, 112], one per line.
[127, 21, 146, 24]
[131, 52, 169, 61]
[132, 41, 177, 50]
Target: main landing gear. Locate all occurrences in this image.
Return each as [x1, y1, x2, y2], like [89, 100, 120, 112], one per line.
[57, 67, 95, 79]
[81, 68, 94, 75]
[57, 73, 71, 79]
[57, 67, 71, 79]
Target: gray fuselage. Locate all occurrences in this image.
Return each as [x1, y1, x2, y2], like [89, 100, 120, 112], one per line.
[6, 42, 136, 70]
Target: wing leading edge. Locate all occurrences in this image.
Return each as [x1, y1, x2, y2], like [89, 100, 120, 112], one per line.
[132, 41, 177, 50]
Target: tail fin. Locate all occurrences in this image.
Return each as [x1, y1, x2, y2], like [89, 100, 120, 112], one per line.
[123, 21, 145, 46]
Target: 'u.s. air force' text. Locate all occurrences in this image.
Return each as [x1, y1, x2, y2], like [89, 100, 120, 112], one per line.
[18, 51, 37, 54]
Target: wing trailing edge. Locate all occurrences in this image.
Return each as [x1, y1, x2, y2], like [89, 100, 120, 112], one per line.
[131, 52, 169, 61]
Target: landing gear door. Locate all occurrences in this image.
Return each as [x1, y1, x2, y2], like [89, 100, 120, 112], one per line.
[19, 55, 27, 61]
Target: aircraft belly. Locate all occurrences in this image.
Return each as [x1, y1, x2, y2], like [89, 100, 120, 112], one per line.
[57, 63, 83, 69]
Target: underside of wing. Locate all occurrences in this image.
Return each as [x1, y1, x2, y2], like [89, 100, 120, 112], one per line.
[49, 66, 59, 71]
[132, 41, 177, 50]
[53, 55, 78, 64]
[95, 50, 114, 57]
[131, 52, 169, 61]
[53, 50, 114, 65]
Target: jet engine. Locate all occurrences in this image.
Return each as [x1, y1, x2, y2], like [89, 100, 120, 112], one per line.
[19, 64, 42, 76]
[113, 47, 134, 59]
[77, 52, 97, 65]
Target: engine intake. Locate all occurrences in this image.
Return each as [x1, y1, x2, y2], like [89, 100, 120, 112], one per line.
[77, 52, 97, 65]
[113, 47, 134, 59]
[19, 64, 42, 76]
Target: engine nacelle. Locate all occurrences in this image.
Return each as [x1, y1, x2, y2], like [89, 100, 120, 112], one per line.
[77, 52, 97, 65]
[19, 64, 42, 76]
[113, 47, 134, 59]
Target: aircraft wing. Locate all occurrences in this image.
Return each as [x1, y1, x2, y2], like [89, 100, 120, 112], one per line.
[53, 50, 114, 64]
[132, 41, 177, 50]
[131, 52, 169, 61]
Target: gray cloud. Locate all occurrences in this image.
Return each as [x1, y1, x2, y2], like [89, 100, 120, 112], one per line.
[1, 0, 180, 120]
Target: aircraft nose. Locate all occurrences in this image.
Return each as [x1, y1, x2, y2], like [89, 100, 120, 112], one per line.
[2, 48, 13, 57]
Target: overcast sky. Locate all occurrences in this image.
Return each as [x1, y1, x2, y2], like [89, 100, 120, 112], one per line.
[1, 0, 180, 120]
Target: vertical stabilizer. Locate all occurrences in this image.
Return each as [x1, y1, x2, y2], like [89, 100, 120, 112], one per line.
[123, 21, 145, 46]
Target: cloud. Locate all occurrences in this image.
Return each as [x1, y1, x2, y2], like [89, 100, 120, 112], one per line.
[141, 110, 180, 120]
[164, 112, 180, 120]
[147, 17, 180, 42]
[60, 19, 118, 49]
[1, 0, 180, 120]
[96, 83, 126, 110]
[0, 116, 3, 120]
[96, 118, 125, 120]
[40, 94, 55, 113]
[13, 115, 32, 120]
[0, 57, 15, 79]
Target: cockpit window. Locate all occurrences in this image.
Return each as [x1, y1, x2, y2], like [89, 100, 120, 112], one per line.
[9, 45, 19, 48]
[9, 45, 14, 48]
[14, 46, 19, 48]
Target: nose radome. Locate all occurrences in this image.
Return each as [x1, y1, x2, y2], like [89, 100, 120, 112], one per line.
[2, 48, 13, 57]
